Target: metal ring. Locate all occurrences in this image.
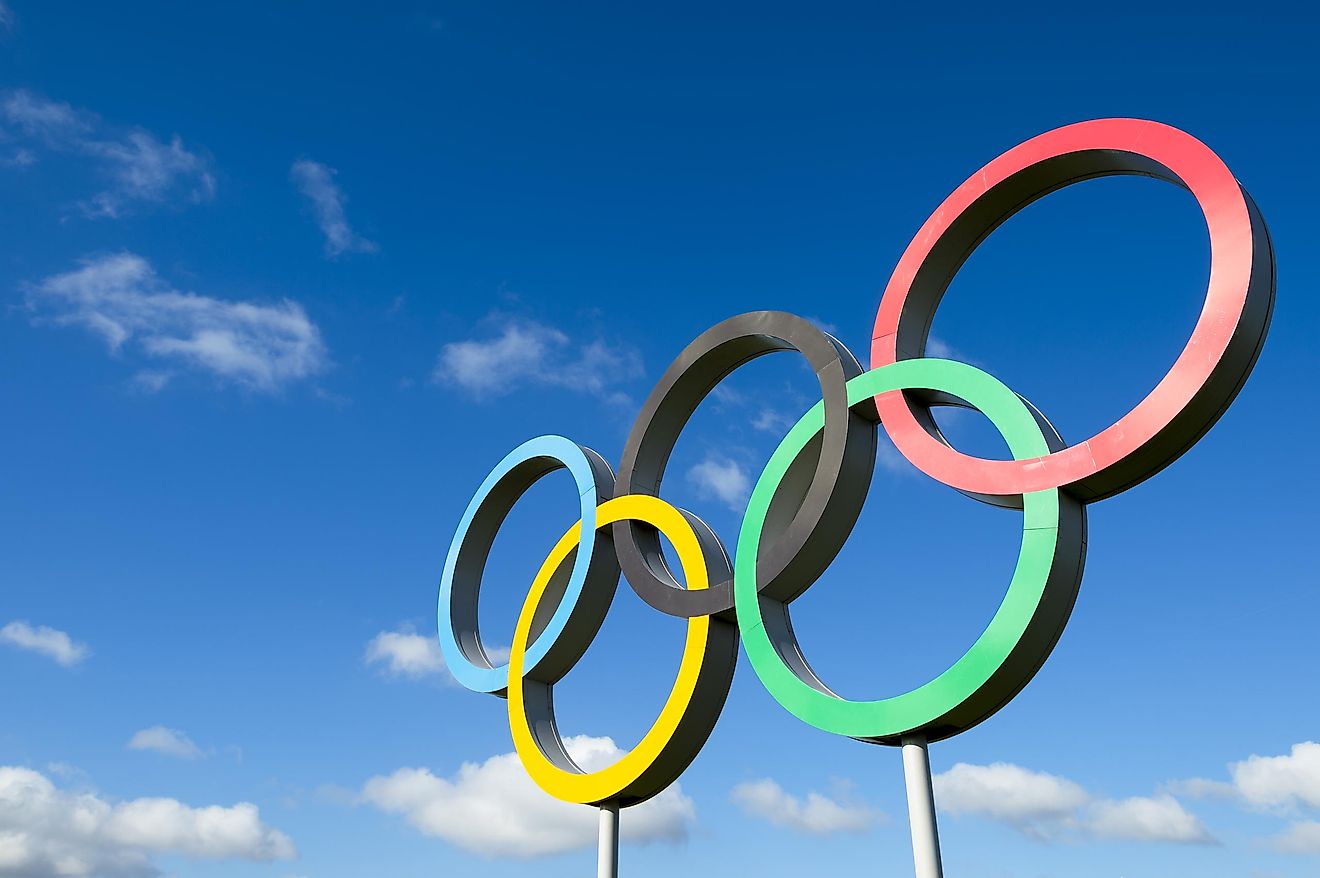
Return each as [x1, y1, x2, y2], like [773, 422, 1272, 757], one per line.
[438, 119, 1271, 801]
[734, 359, 1086, 744]
[614, 311, 877, 618]
[507, 495, 738, 806]
[436, 435, 618, 695]
[871, 117, 1275, 503]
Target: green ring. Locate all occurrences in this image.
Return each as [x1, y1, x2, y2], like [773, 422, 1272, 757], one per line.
[734, 358, 1076, 743]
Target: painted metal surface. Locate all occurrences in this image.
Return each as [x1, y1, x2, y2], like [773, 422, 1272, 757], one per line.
[434, 119, 1272, 869]
[902, 736, 944, 878]
[870, 118, 1275, 502]
[598, 805, 620, 878]
[437, 435, 618, 695]
[507, 495, 737, 806]
[733, 359, 1085, 743]
[614, 310, 875, 618]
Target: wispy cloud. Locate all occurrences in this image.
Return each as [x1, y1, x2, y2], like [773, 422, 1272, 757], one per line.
[1, 89, 214, 217]
[127, 726, 204, 760]
[924, 335, 977, 365]
[433, 318, 642, 404]
[1, 146, 35, 166]
[290, 159, 377, 257]
[26, 252, 328, 393]
[730, 778, 882, 835]
[0, 621, 90, 667]
[934, 761, 1213, 845]
[361, 736, 692, 858]
[0, 765, 294, 877]
[686, 454, 751, 512]
[751, 408, 795, 434]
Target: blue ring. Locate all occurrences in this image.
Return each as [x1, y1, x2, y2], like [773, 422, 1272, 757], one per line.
[437, 435, 607, 694]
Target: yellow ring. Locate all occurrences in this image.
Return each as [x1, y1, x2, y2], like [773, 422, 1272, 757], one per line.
[507, 494, 736, 805]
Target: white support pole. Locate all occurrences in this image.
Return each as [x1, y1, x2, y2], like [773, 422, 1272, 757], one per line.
[901, 735, 944, 878]
[597, 802, 619, 878]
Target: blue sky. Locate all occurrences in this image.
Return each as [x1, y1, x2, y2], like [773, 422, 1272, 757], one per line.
[2, 2, 1318, 877]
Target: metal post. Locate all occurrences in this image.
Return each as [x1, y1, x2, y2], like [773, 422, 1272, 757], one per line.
[597, 802, 619, 878]
[901, 735, 944, 878]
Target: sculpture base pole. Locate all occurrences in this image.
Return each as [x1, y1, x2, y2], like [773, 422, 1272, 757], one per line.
[598, 802, 619, 878]
[901, 735, 944, 878]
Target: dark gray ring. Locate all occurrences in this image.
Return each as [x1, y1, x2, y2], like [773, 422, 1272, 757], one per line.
[614, 311, 877, 618]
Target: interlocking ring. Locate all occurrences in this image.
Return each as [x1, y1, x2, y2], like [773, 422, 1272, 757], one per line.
[437, 118, 1273, 808]
[870, 117, 1275, 503]
[437, 435, 617, 695]
[615, 311, 876, 618]
[735, 359, 1085, 745]
[508, 495, 738, 806]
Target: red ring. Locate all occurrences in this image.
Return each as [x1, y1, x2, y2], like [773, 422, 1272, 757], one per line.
[871, 118, 1274, 501]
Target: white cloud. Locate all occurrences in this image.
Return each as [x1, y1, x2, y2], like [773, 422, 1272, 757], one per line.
[364, 628, 447, 680]
[127, 727, 202, 760]
[730, 778, 881, 835]
[686, 455, 750, 512]
[0, 765, 294, 877]
[804, 315, 838, 334]
[1, 147, 35, 167]
[1272, 820, 1320, 854]
[934, 761, 1212, 845]
[1087, 794, 1214, 844]
[0, 621, 89, 667]
[935, 762, 1088, 834]
[361, 736, 693, 858]
[876, 433, 920, 476]
[1163, 777, 1237, 800]
[1230, 742, 1320, 811]
[44, 763, 85, 781]
[290, 159, 377, 257]
[924, 335, 982, 367]
[82, 132, 215, 219]
[27, 252, 328, 392]
[751, 409, 794, 434]
[0, 3, 13, 32]
[433, 319, 642, 403]
[1, 90, 214, 218]
[924, 336, 958, 359]
[3, 90, 93, 143]
[1164, 741, 1320, 851]
[363, 627, 509, 683]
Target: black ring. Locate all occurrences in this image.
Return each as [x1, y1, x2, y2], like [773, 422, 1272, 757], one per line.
[614, 311, 877, 618]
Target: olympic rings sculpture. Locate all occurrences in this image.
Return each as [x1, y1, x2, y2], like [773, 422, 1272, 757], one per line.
[438, 118, 1275, 808]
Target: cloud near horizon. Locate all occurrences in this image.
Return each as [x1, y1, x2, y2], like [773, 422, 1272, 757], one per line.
[0, 765, 294, 877]
[1167, 740, 1320, 854]
[730, 778, 883, 835]
[934, 761, 1213, 845]
[361, 736, 693, 858]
